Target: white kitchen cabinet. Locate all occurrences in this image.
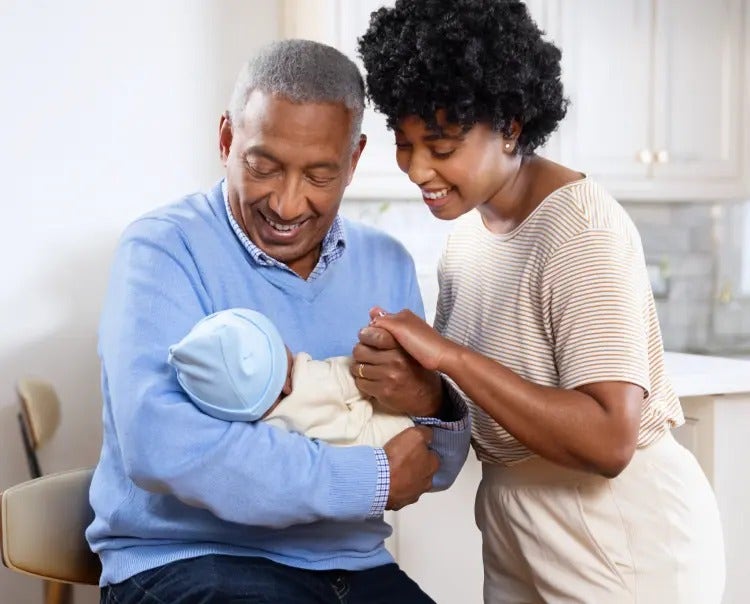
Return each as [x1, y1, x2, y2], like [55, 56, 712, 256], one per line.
[393, 352, 750, 604]
[652, 0, 744, 187]
[555, 0, 654, 181]
[672, 394, 750, 604]
[283, 0, 748, 201]
[552, 0, 748, 200]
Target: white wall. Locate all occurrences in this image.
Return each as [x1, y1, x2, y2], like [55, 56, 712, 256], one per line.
[0, 1, 279, 601]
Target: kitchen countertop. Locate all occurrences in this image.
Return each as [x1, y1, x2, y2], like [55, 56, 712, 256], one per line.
[664, 352, 750, 398]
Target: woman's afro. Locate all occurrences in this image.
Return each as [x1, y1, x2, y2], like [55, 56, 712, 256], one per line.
[358, 0, 569, 154]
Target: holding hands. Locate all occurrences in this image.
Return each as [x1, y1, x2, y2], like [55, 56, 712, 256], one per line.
[364, 307, 457, 373]
[351, 307, 447, 417]
[351, 307, 461, 510]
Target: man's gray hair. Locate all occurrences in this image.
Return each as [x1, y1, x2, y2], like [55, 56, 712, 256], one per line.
[228, 39, 365, 149]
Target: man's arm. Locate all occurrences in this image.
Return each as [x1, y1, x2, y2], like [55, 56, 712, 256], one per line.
[101, 219, 379, 527]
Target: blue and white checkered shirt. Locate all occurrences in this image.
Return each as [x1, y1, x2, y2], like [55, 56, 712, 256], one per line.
[222, 180, 346, 282]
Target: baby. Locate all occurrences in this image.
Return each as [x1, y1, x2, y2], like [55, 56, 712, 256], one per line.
[167, 308, 414, 447]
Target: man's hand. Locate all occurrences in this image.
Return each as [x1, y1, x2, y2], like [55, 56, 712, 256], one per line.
[383, 426, 439, 510]
[352, 309, 443, 417]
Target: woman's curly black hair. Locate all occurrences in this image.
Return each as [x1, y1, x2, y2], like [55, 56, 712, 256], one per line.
[358, 0, 568, 154]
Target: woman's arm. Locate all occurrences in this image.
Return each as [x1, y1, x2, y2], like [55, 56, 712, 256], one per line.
[367, 309, 643, 477]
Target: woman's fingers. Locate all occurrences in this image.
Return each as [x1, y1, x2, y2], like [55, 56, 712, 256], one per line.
[357, 324, 399, 350]
[368, 306, 389, 322]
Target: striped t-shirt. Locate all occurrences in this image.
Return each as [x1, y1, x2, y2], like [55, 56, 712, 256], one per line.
[435, 178, 684, 465]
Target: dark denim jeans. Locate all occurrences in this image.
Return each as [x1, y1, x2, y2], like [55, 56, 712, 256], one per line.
[101, 554, 435, 603]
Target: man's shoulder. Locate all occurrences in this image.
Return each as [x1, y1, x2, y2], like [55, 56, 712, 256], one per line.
[121, 184, 224, 244]
[340, 216, 413, 262]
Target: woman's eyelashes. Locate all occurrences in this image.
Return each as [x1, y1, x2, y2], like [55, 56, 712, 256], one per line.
[431, 148, 456, 159]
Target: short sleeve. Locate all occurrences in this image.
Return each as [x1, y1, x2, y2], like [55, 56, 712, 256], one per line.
[540, 229, 651, 395]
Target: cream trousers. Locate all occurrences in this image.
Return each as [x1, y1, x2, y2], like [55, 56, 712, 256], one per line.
[475, 433, 725, 603]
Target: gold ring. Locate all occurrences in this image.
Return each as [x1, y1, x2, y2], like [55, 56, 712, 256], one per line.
[357, 363, 365, 379]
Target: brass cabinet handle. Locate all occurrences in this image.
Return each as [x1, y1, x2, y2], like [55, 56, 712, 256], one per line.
[637, 149, 654, 164]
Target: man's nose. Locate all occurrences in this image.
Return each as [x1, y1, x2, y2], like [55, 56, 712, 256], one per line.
[268, 177, 306, 220]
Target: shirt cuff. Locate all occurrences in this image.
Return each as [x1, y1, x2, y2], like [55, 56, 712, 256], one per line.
[367, 447, 390, 518]
[412, 376, 470, 431]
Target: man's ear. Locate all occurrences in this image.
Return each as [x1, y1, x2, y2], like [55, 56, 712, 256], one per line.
[219, 112, 233, 166]
[346, 134, 368, 186]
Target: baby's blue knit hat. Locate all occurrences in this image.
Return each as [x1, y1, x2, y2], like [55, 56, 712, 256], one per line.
[167, 308, 288, 422]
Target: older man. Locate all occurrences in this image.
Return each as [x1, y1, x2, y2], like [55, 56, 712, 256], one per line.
[87, 40, 470, 603]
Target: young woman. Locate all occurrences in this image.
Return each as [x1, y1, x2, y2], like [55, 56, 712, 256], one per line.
[357, 1, 725, 602]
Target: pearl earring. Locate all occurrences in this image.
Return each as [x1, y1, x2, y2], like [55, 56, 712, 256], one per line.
[504, 142, 512, 150]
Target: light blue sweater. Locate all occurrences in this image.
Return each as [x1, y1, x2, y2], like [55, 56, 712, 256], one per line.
[86, 181, 471, 586]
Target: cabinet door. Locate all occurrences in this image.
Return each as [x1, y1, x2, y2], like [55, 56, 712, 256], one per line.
[525, 0, 562, 162]
[335, 0, 413, 199]
[555, 0, 654, 183]
[651, 0, 744, 186]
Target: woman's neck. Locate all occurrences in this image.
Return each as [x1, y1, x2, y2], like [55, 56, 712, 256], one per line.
[479, 155, 584, 234]
[479, 154, 539, 234]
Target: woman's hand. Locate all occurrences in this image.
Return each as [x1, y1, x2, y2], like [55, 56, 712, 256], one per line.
[367, 307, 457, 372]
[351, 307, 448, 417]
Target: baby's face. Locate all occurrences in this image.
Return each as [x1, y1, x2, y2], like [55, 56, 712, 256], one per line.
[280, 346, 294, 398]
[262, 347, 294, 419]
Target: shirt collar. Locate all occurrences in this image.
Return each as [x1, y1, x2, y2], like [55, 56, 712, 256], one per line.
[221, 179, 346, 279]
